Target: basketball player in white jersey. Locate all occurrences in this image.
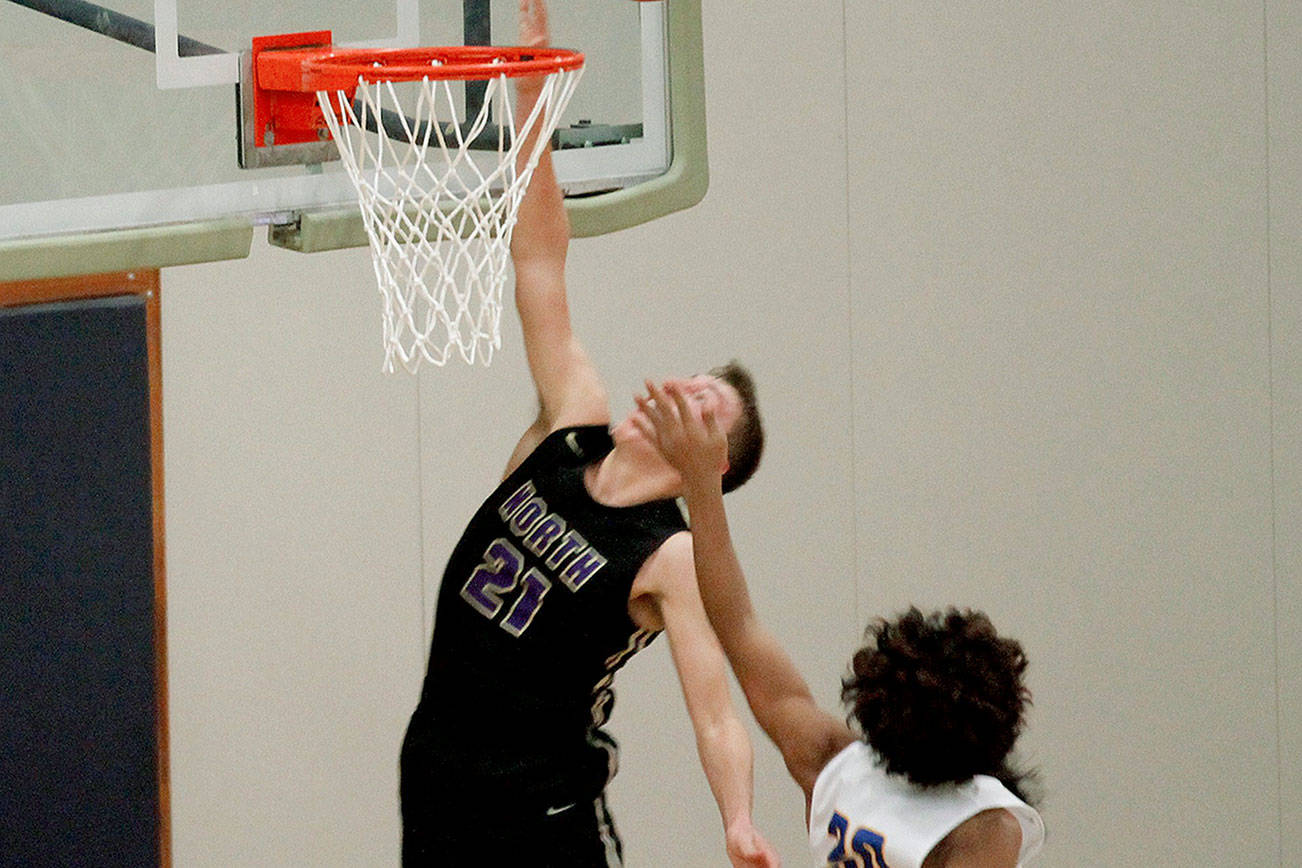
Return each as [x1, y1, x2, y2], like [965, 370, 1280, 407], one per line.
[633, 380, 1045, 867]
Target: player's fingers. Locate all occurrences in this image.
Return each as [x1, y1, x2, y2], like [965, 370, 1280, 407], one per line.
[737, 846, 778, 868]
[640, 390, 677, 443]
[646, 380, 677, 425]
[663, 382, 704, 434]
[629, 409, 657, 442]
[638, 382, 662, 420]
[666, 383, 698, 428]
[519, 0, 549, 47]
[634, 393, 665, 431]
[701, 403, 720, 434]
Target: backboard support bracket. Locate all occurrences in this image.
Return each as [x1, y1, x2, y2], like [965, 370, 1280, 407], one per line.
[237, 32, 343, 170]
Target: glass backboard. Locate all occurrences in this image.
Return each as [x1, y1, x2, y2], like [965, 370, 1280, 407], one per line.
[0, 0, 705, 278]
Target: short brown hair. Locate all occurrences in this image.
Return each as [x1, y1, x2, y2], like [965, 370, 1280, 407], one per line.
[709, 360, 763, 494]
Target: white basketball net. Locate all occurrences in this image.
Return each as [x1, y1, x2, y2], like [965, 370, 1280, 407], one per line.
[318, 65, 582, 372]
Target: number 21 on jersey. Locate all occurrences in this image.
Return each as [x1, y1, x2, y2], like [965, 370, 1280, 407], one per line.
[460, 538, 552, 637]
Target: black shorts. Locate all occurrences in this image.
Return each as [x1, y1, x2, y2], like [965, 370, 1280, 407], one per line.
[402, 793, 623, 867]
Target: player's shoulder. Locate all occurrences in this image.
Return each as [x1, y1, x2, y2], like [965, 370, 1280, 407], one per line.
[929, 808, 1023, 868]
[523, 424, 613, 467]
[625, 530, 693, 630]
[643, 529, 694, 577]
[629, 529, 693, 594]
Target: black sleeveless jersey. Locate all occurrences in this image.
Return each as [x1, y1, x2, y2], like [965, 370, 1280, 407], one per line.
[401, 425, 688, 815]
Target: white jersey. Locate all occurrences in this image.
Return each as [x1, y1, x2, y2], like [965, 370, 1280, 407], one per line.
[808, 742, 1044, 868]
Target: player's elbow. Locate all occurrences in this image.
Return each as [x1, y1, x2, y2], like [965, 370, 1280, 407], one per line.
[691, 706, 744, 754]
[512, 254, 567, 289]
[510, 220, 571, 265]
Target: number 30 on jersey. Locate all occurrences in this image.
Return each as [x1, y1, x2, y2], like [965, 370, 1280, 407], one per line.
[826, 812, 889, 868]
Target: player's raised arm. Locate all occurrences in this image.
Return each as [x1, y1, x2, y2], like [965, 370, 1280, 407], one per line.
[634, 381, 855, 800]
[506, 0, 606, 463]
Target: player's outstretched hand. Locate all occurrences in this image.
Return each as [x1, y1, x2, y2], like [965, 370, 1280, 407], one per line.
[726, 817, 782, 868]
[516, 0, 551, 103]
[519, 0, 550, 48]
[633, 379, 729, 492]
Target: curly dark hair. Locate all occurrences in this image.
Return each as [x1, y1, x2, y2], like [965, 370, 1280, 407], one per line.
[841, 607, 1035, 801]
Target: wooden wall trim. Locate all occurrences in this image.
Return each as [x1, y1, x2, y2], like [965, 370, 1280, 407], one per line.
[0, 269, 159, 307]
[0, 269, 171, 868]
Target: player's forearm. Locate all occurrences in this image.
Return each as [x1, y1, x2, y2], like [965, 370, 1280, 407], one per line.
[693, 711, 758, 835]
[680, 482, 757, 652]
[683, 482, 821, 737]
[510, 142, 570, 267]
[510, 34, 569, 268]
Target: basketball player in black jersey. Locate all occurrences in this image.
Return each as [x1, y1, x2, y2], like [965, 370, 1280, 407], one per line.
[396, 3, 779, 866]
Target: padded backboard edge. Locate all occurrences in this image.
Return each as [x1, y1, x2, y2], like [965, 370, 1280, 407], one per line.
[271, 0, 707, 253]
[566, 0, 707, 238]
[0, 220, 255, 282]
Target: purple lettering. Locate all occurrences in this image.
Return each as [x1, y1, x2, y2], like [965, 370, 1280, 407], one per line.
[498, 481, 536, 521]
[561, 548, 607, 590]
[510, 498, 547, 536]
[545, 530, 588, 570]
[524, 514, 566, 558]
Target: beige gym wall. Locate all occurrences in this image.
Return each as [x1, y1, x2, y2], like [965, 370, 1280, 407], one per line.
[159, 1, 1298, 865]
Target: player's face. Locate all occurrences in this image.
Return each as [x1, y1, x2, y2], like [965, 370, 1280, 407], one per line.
[613, 374, 743, 446]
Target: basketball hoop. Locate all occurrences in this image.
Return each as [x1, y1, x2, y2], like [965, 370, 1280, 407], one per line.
[251, 32, 584, 371]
